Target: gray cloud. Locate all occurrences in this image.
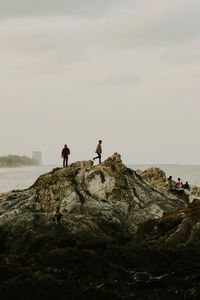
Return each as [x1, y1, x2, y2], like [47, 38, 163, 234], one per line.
[0, 0, 199, 62]
[161, 41, 200, 65]
[0, 0, 136, 18]
[104, 72, 141, 85]
[17, 112, 46, 118]
[95, 0, 200, 49]
[84, 72, 142, 86]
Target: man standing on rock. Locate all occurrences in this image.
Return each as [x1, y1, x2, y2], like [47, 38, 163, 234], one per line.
[93, 140, 102, 164]
[61, 144, 70, 167]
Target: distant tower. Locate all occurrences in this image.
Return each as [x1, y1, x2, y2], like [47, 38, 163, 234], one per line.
[32, 151, 42, 165]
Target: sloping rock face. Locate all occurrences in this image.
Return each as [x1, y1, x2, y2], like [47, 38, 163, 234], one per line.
[0, 153, 198, 300]
[157, 199, 200, 246]
[133, 198, 200, 247]
[34, 154, 187, 230]
[190, 185, 200, 198]
[137, 167, 169, 194]
[138, 167, 190, 203]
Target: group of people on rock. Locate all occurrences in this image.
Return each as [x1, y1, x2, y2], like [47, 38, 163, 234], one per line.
[167, 175, 190, 192]
[59, 142, 192, 224]
[52, 140, 103, 223]
[61, 140, 102, 167]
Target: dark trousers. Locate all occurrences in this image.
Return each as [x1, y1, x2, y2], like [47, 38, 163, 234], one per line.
[63, 156, 68, 167]
[93, 153, 101, 163]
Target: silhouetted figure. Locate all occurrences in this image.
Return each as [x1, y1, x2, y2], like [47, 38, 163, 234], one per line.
[183, 181, 190, 191]
[61, 144, 70, 167]
[52, 207, 63, 224]
[167, 175, 174, 192]
[175, 178, 183, 189]
[93, 140, 102, 164]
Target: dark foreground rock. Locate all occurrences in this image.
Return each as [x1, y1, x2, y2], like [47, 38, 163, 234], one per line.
[1, 238, 200, 300]
[0, 154, 199, 299]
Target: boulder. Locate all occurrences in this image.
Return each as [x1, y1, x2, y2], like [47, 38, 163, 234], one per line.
[137, 167, 169, 194]
[138, 167, 190, 203]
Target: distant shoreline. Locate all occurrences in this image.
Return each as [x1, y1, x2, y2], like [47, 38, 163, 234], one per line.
[0, 154, 40, 168]
[0, 164, 40, 168]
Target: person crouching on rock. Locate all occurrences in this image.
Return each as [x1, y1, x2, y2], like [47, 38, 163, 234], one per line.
[167, 175, 174, 192]
[52, 207, 63, 224]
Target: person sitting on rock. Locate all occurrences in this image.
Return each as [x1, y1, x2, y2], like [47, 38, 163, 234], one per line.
[175, 178, 183, 189]
[52, 207, 63, 224]
[183, 181, 190, 191]
[167, 175, 175, 192]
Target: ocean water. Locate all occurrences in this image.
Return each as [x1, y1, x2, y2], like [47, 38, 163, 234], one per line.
[0, 164, 200, 193]
[0, 165, 56, 193]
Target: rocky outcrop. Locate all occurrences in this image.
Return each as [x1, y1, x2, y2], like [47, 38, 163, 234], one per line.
[133, 198, 200, 247]
[34, 155, 188, 230]
[137, 167, 169, 194]
[0, 153, 187, 251]
[0, 154, 199, 300]
[157, 199, 200, 246]
[138, 167, 191, 203]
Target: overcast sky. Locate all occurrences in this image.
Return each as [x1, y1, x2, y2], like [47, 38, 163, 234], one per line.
[0, 0, 200, 165]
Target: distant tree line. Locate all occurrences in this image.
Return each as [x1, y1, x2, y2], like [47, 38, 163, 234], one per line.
[0, 155, 39, 167]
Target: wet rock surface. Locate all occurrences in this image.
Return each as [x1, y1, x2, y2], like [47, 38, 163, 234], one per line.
[0, 154, 200, 299]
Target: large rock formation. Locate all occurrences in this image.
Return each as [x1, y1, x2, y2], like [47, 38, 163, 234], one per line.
[1, 154, 200, 300]
[0, 153, 186, 250]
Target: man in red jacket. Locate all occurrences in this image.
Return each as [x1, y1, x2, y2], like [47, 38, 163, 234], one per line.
[61, 144, 70, 167]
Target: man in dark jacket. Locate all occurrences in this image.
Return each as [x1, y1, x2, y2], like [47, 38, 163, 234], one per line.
[61, 144, 70, 167]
